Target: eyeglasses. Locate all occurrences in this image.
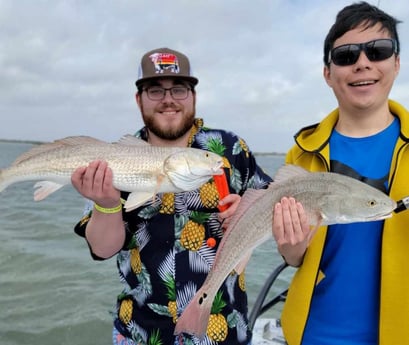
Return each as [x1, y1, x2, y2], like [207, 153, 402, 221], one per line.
[328, 39, 397, 66]
[143, 86, 191, 101]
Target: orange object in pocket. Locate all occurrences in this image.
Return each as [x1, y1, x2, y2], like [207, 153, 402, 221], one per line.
[213, 170, 229, 212]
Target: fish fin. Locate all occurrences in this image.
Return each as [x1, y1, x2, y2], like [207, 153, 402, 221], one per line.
[234, 250, 253, 275]
[12, 136, 106, 165]
[116, 135, 150, 146]
[308, 218, 323, 244]
[273, 164, 310, 183]
[174, 287, 213, 339]
[53, 136, 107, 146]
[163, 154, 192, 190]
[155, 173, 165, 194]
[33, 181, 65, 201]
[124, 172, 165, 212]
[0, 168, 7, 193]
[123, 192, 153, 212]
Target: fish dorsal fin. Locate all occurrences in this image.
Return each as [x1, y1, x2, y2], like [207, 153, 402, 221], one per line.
[11, 136, 106, 166]
[273, 164, 310, 183]
[116, 135, 150, 146]
[53, 136, 107, 146]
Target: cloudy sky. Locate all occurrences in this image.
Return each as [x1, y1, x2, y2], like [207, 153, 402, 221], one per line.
[1, 0, 408, 153]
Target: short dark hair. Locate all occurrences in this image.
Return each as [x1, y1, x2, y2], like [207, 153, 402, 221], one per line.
[323, 1, 402, 66]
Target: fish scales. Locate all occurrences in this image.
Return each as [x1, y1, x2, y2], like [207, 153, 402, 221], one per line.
[0, 135, 223, 211]
[174, 165, 397, 339]
[3, 144, 170, 188]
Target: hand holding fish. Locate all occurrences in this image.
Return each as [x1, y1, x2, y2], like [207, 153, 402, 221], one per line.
[272, 197, 313, 267]
[174, 165, 396, 339]
[72, 160, 126, 258]
[71, 160, 121, 208]
[0, 135, 223, 212]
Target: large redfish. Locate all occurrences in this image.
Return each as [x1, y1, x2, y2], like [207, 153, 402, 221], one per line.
[174, 165, 396, 339]
[0, 135, 223, 211]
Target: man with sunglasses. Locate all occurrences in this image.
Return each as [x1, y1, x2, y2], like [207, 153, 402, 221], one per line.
[71, 47, 272, 344]
[272, 2, 409, 344]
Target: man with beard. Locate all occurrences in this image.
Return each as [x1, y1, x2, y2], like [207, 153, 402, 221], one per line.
[71, 47, 272, 345]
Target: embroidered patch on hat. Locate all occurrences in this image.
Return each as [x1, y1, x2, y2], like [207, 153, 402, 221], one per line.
[149, 52, 180, 74]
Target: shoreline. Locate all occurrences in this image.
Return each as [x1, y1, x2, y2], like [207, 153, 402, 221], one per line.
[0, 138, 45, 145]
[0, 138, 285, 156]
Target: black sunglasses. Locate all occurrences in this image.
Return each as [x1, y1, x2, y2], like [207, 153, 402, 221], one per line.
[329, 38, 397, 66]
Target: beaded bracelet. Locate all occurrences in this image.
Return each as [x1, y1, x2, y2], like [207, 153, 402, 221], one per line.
[94, 203, 122, 214]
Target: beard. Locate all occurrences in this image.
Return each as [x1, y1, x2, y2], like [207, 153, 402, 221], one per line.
[141, 104, 196, 141]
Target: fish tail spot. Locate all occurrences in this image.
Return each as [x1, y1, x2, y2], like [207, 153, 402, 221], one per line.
[198, 293, 208, 305]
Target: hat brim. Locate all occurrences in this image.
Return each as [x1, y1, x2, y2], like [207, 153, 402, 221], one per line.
[135, 75, 199, 87]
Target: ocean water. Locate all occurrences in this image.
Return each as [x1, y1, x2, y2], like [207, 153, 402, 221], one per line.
[0, 141, 293, 345]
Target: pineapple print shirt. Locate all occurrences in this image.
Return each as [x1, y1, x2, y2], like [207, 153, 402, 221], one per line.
[74, 118, 272, 345]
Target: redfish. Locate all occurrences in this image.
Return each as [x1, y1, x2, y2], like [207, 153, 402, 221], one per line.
[0, 135, 223, 211]
[174, 165, 396, 339]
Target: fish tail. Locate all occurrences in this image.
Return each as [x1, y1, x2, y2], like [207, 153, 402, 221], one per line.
[0, 168, 8, 193]
[174, 288, 213, 339]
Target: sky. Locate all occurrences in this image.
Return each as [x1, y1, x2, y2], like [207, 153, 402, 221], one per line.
[1, 0, 409, 153]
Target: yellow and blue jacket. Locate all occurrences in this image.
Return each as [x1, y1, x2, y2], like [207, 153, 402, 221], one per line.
[282, 100, 409, 345]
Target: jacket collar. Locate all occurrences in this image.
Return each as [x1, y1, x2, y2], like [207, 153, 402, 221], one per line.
[294, 100, 409, 153]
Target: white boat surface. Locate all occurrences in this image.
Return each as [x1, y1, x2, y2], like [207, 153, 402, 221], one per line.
[253, 318, 286, 344]
[249, 262, 289, 345]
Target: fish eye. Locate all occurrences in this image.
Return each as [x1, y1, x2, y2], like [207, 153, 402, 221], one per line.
[367, 200, 377, 207]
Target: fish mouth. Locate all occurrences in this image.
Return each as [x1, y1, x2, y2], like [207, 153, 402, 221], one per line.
[372, 213, 393, 220]
[367, 210, 395, 221]
[212, 161, 224, 175]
